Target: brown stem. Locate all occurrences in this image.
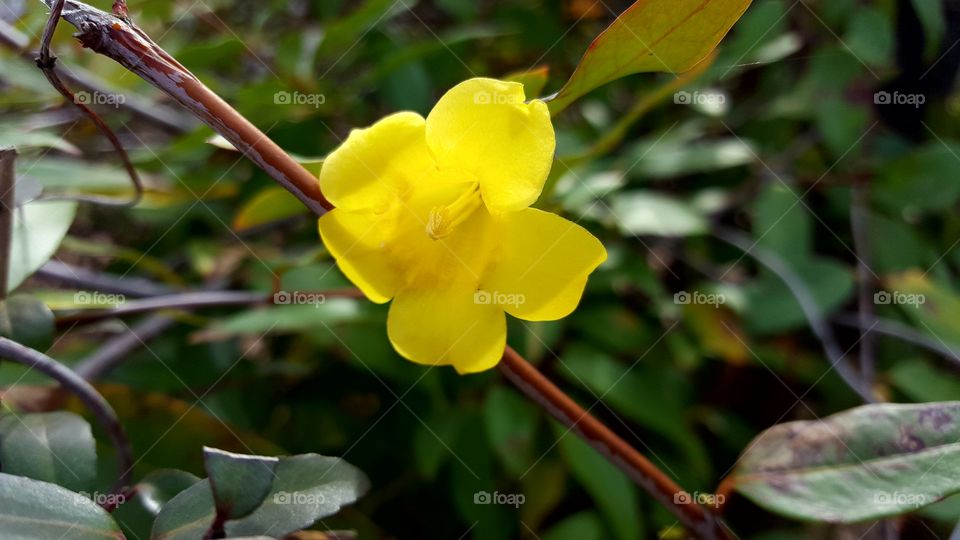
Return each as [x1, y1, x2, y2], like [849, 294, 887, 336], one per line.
[499, 347, 729, 539]
[0, 147, 16, 299]
[38, 0, 330, 215]
[40, 1, 726, 534]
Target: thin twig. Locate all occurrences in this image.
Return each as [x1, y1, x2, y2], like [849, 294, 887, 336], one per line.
[54, 288, 366, 324]
[0, 148, 16, 299]
[0, 337, 133, 495]
[833, 313, 960, 366]
[74, 314, 175, 380]
[37, 260, 177, 298]
[499, 348, 729, 539]
[713, 226, 876, 403]
[851, 176, 876, 388]
[38, 0, 330, 215]
[36, 0, 143, 207]
[0, 19, 193, 132]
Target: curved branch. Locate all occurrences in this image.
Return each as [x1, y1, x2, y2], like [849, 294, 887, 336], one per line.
[833, 313, 960, 366]
[713, 227, 876, 403]
[38, 0, 330, 215]
[0, 337, 133, 495]
[37, 0, 144, 207]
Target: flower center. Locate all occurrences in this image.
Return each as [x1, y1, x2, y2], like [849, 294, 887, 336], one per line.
[426, 184, 483, 240]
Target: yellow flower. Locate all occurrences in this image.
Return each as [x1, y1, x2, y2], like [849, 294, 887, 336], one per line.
[318, 78, 606, 373]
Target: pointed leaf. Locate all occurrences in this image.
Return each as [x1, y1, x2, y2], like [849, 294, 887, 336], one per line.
[0, 473, 123, 539]
[731, 402, 960, 522]
[0, 412, 96, 492]
[204, 447, 279, 520]
[547, 0, 753, 113]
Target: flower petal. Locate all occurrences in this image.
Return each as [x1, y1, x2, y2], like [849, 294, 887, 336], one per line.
[482, 208, 606, 321]
[426, 78, 555, 213]
[318, 209, 401, 303]
[319, 112, 435, 212]
[388, 283, 506, 374]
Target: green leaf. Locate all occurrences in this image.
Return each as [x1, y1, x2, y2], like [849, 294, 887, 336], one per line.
[542, 511, 605, 540]
[626, 139, 754, 179]
[911, 0, 946, 60]
[611, 191, 707, 237]
[547, 0, 753, 113]
[150, 479, 215, 540]
[875, 141, 960, 213]
[731, 402, 960, 522]
[885, 271, 960, 348]
[557, 344, 711, 483]
[8, 200, 77, 293]
[0, 412, 96, 492]
[743, 258, 854, 335]
[152, 454, 370, 540]
[753, 182, 812, 267]
[0, 473, 123, 539]
[137, 469, 202, 516]
[204, 447, 279, 520]
[233, 187, 309, 232]
[0, 295, 54, 350]
[504, 67, 550, 99]
[888, 361, 960, 403]
[483, 387, 539, 476]
[196, 300, 365, 341]
[844, 6, 893, 68]
[557, 424, 642, 540]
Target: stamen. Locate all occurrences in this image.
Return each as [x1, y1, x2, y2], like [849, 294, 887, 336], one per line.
[426, 184, 482, 239]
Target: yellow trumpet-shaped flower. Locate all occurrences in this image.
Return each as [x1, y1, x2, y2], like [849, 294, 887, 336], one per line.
[318, 78, 607, 373]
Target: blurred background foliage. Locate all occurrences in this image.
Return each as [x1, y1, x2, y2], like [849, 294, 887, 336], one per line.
[2, 0, 960, 538]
